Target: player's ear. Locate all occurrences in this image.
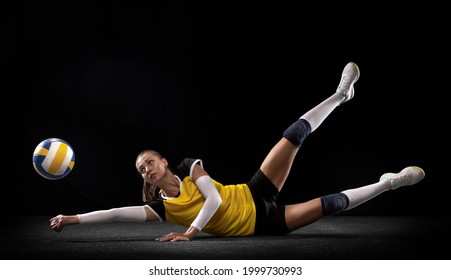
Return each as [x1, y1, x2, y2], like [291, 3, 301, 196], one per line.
[161, 158, 169, 167]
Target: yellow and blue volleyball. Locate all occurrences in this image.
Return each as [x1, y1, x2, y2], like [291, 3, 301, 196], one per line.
[32, 138, 75, 180]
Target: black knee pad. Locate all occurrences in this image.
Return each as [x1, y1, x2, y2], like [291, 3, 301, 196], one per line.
[320, 193, 349, 216]
[282, 118, 312, 147]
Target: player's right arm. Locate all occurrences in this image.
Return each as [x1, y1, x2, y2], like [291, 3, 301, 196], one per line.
[50, 205, 160, 233]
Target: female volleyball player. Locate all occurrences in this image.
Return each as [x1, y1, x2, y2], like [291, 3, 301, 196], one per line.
[50, 62, 425, 241]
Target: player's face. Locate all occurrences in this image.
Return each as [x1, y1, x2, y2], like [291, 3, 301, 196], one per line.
[136, 153, 168, 184]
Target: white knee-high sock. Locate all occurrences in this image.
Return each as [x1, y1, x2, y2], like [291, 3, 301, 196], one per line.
[341, 180, 392, 210]
[300, 93, 343, 132]
[78, 206, 147, 224]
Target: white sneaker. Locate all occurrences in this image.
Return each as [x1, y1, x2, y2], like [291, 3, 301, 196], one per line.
[380, 166, 425, 190]
[337, 62, 360, 104]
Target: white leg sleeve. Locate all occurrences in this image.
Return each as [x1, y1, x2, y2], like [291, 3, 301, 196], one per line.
[77, 206, 147, 224]
[300, 93, 342, 132]
[341, 180, 391, 210]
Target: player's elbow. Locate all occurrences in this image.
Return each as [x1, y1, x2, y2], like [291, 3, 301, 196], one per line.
[211, 195, 222, 210]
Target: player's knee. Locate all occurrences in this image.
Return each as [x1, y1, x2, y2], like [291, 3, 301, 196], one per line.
[283, 118, 311, 147]
[320, 193, 349, 216]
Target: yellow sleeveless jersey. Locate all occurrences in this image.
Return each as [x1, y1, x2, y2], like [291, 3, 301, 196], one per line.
[165, 176, 256, 236]
[147, 158, 256, 237]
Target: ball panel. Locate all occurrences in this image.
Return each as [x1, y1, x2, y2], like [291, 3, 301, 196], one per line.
[33, 145, 49, 157]
[46, 141, 68, 175]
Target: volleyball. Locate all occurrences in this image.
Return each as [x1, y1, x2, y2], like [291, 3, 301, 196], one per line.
[32, 138, 75, 180]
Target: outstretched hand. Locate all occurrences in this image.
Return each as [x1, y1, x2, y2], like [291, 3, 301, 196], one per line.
[49, 215, 64, 233]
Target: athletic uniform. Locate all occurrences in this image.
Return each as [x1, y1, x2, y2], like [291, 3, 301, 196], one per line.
[146, 158, 289, 237]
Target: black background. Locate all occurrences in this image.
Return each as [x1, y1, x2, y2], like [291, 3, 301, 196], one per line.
[3, 1, 448, 217]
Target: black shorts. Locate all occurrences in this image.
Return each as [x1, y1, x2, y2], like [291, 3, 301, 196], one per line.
[247, 169, 289, 235]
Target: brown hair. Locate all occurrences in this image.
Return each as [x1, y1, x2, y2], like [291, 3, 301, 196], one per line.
[136, 149, 163, 203]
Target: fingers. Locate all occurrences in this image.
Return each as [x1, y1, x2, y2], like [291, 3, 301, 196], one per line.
[49, 215, 60, 225]
[49, 215, 62, 233]
[156, 232, 190, 242]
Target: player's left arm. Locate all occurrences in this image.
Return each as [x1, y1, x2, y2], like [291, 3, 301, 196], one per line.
[188, 164, 222, 234]
[158, 163, 222, 242]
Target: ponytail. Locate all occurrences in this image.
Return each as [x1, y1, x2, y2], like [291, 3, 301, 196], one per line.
[142, 181, 160, 203]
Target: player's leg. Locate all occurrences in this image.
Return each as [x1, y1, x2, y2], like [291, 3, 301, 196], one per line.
[260, 62, 360, 191]
[284, 166, 425, 231]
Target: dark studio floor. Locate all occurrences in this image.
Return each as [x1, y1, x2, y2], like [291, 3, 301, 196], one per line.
[2, 215, 449, 260]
